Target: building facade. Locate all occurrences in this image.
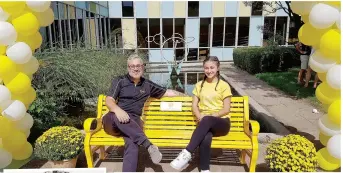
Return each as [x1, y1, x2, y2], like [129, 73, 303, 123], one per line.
[108, 1, 291, 62]
[40, 1, 110, 51]
[40, 1, 293, 62]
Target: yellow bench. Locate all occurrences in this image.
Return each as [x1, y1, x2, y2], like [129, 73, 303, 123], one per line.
[83, 94, 260, 172]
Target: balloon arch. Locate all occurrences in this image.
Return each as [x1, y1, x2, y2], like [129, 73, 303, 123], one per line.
[0, 1, 341, 171]
[0, 1, 54, 168]
[292, 1, 341, 171]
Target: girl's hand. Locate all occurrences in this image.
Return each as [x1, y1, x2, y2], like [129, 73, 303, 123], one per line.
[197, 114, 208, 121]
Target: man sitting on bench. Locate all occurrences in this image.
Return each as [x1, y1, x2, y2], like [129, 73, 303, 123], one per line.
[102, 54, 178, 172]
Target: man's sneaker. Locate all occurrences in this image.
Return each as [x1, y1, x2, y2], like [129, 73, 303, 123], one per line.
[148, 145, 162, 164]
[201, 170, 210, 172]
[170, 149, 192, 170]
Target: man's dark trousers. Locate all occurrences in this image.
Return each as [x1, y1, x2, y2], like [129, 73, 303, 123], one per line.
[102, 112, 148, 172]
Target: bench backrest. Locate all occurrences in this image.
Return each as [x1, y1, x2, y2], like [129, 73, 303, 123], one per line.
[97, 94, 249, 133]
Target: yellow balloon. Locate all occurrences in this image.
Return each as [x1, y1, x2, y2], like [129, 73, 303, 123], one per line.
[12, 87, 36, 108]
[5, 72, 31, 95]
[328, 100, 341, 125]
[301, 15, 309, 23]
[0, 55, 18, 83]
[17, 32, 42, 50]
[319, 132, 331, 146]
[324, 1, 341, 7]
[320, 29, 341, 63]
[33, 8, 55, 27]
[0, 116, 14, 138]
[11, 142, 33, 160]
[317, 72, 326, 82]
[2, 130, 26, 153]
[315, 82, 341, 105]
[317, 148, 341, 171]
[12, 12, 40, 36]
[298, 23, 329, 46]
[0, 45, 6, 55]
[0, 2, 25, 18]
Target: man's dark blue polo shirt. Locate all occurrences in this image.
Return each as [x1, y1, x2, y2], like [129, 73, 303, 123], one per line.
[107, 74, 167, 117]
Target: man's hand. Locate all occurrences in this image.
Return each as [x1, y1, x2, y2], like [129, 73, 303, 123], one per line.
[113, 109, 130, 123]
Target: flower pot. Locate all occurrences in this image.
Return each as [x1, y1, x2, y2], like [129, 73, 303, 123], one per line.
[45, 156, 78, 168]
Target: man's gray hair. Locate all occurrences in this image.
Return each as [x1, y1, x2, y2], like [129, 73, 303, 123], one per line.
[127, 53, 143, 65]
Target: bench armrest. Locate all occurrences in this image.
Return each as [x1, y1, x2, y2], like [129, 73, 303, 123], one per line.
[249, 120, 260, 136]
[83, 118, 103, 135]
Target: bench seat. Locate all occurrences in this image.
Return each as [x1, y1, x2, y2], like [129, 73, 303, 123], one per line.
[83, 95, 260, 172]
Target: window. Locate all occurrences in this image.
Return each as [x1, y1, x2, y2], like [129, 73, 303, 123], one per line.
[187, 48, 198, 61]
[122, 1, 134, 17]
[199, 48, 209, 61]
[238, 17, 250, 46]
[199, 18, 211, 47]
[162, 19, 173, 48]
[110, 18, 122, 48]
[212, 18, 224, 47]
[175, 49, 185, 61]
[136, 19, 148, 48]
[149, 19, 160, 48]
[174, 18, 185, 48]
[251, 1, 263, 16]
[225, 17, 236, 46]
[187, 73, 198, 85]
[263, 17, 275, 45]
[188, 1, 199, 17]
[276, 17, 287, 45]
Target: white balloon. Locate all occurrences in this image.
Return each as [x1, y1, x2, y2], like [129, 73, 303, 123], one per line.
[26, 1, 51, 12]
[309, 3, 340, 29]
[2, 100, 26, 121]
[327, 134, 341, 159]
[309, 51, 336, 73]
[6, 42, 32, 64]
[0, 7, 9, 21]
[318, 115, 341, 136]
[14, 113, 34, 131]
[326, 65, 341, 90]
[18, 56, 39, 75]
[0, 85, 11, 108]
[0, 21, 17, 46]
[0, 148, 12, 169]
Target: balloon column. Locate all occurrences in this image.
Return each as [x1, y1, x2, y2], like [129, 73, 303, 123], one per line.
[291, 1, 341, 171]
[0, 1, 54, 169]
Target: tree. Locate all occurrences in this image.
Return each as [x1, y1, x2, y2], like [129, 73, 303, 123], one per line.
[244, 1, 303, 43]
[245, 1, 303, 29]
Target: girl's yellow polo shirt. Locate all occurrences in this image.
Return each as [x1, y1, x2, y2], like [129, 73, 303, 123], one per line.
[192, 79, 232, 118]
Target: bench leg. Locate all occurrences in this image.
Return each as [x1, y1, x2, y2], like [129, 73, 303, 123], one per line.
[84, 144, 94, 168]
[249, 149, 258, 172]
[100, 146, 106, 160]
[239, 149, 246, 164]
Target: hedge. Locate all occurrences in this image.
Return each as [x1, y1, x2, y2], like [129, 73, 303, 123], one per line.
[233, 46, 300, 74]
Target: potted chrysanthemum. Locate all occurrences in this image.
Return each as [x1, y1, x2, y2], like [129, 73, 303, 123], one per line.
[34, 126, 84, 168]
[265, 134, 318, 172]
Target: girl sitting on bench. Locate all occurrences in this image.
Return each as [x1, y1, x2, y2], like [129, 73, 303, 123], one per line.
[170, 56, 232, 172]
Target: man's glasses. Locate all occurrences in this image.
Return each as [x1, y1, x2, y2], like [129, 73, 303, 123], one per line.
[128, 64, 144, 70]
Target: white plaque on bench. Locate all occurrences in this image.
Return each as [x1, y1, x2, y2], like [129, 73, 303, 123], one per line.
[160, 102, 182, 111]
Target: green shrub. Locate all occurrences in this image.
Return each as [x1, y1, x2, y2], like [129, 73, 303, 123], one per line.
[28, 48, 132, 140]
[34, 126, 84, 161]
[233, 46, 299, 74]
[265, 134, 317, 172]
